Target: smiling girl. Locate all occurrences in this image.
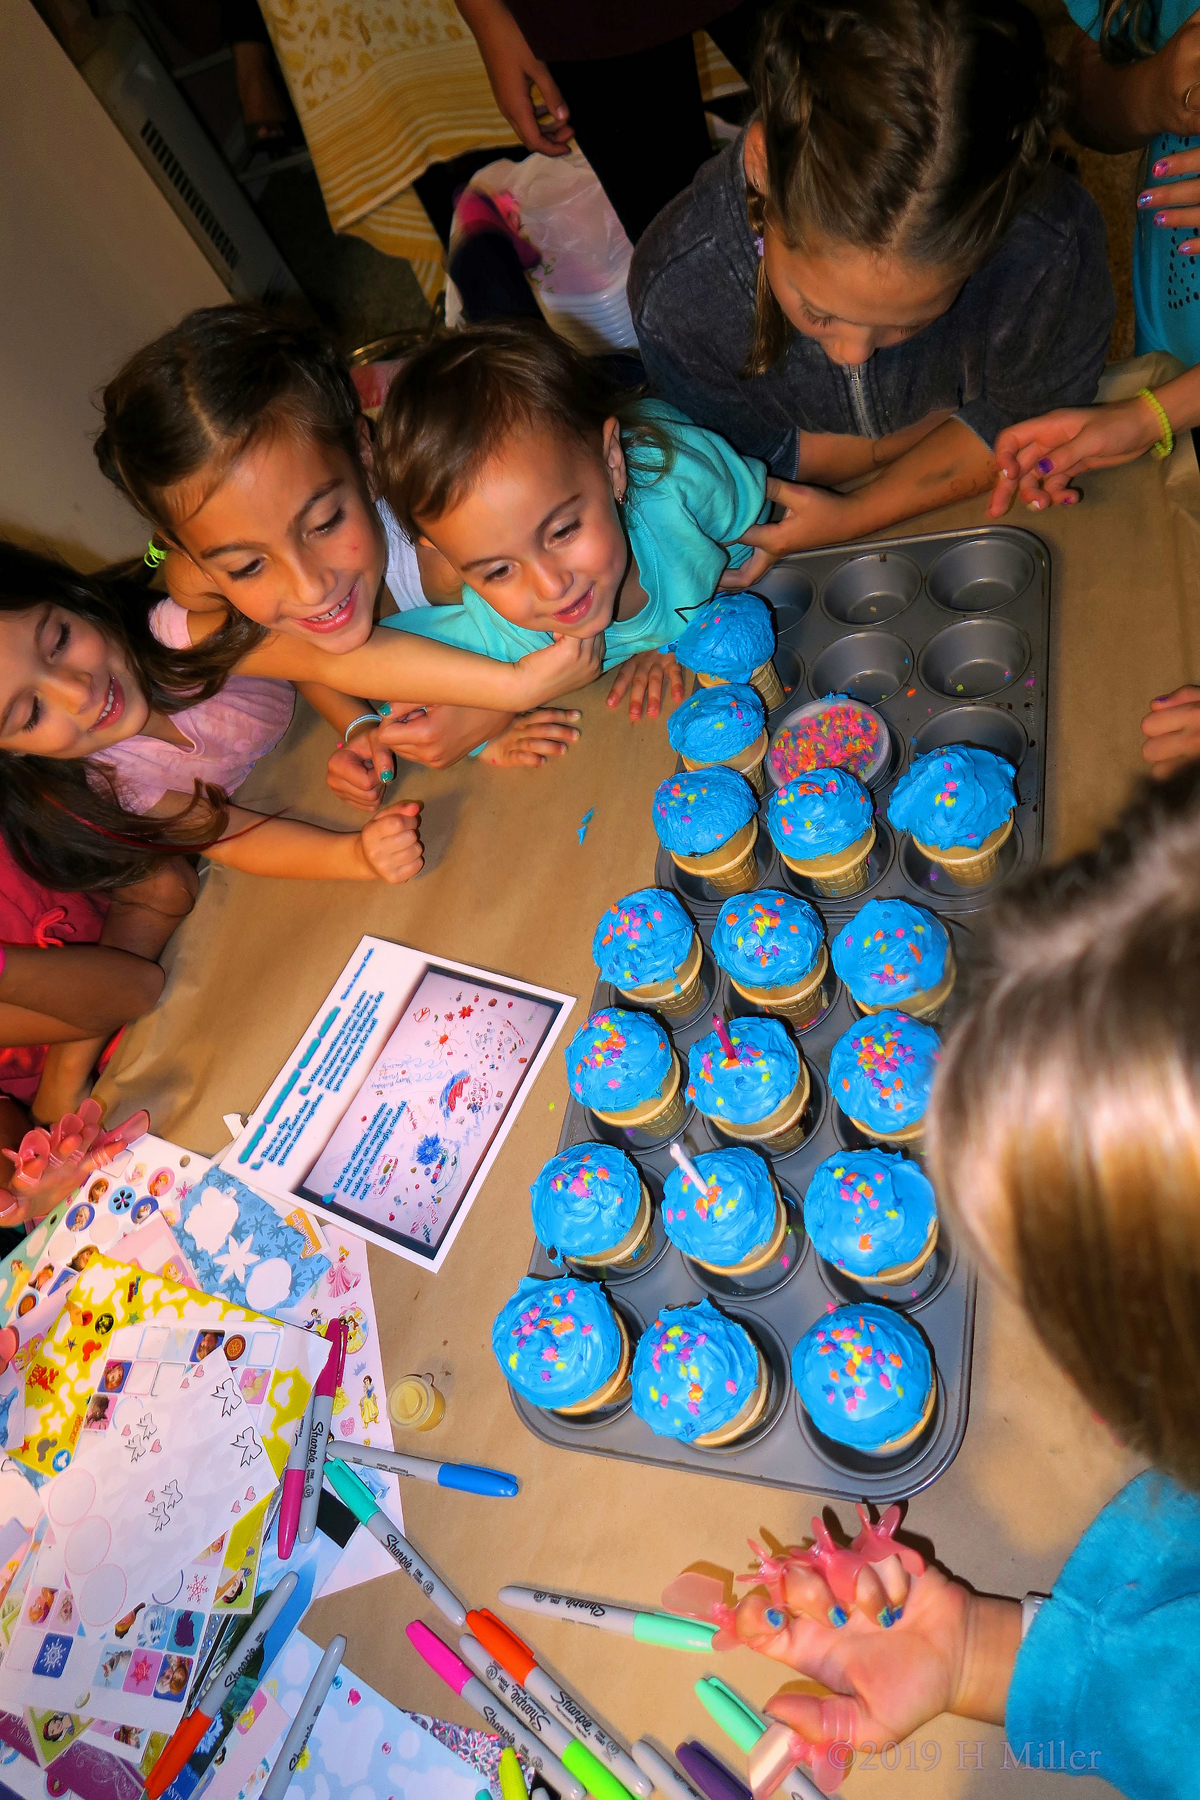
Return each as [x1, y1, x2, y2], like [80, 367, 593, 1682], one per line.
[628, 0, 1116, 575]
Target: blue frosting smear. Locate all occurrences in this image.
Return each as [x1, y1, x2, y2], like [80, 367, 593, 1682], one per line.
[887, 745, 1015, 849]
[673, 594, 775, 677]
[663, 1147, 777, 1263]
[829, 1009, 940, 1132]
[631, 1298, 760, 1441]
[712, 890, 824, 988]
[803, 1149, 937, 1276]
[831, 900, 949, 1004]
[530, 1142, 642, 1259]
[592, 888, 695, 988]
[492, 1275, 623, 1408]
[566, 1008, 673, 1112]
[766, 767, 874, 858]
[667, 682, 766, 761]
[792, 1302, 933, 1450]
[653, 767, 758, 855]
[687, 1015, 800, 1124]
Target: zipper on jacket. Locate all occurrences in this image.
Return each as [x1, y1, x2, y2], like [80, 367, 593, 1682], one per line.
[844, 363, 881, 438]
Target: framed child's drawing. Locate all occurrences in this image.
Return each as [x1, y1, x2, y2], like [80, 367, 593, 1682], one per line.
[224, 938, 573, 1271]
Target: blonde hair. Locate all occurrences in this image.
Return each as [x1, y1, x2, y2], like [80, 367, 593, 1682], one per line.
[927, 768, 1200, 1493]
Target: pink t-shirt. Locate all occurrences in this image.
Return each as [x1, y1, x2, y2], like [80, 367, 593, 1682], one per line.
[88, 599, 295, 813]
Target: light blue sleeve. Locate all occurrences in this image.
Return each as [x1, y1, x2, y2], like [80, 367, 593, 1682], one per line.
[635, 401, 769, 564]
[1005, 1472, 1200, 1796]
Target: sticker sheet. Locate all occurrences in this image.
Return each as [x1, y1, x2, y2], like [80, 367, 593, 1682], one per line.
[175, 1170, 329, 1316]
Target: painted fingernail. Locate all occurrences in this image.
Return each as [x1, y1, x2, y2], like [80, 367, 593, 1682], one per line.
[1037, 457, 1053, 473]
[1156, 212, 1169, 225]
[878, 1607, 897, 1629]
[828, 1605, 848, 1628]
[1155, 159, 1170, 175]
[1182, 241, 1197, 253]
[765, 1608, 787, 1629]
[378, 702, 392, 716]
[890, 1606, 903, 1622]
[1138, 190, 1155, 206]
[380, 768, 395, 782]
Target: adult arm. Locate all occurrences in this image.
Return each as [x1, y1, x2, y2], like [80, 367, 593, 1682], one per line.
[456, 0, 572, 155]
[1065, 15, 1200, 150]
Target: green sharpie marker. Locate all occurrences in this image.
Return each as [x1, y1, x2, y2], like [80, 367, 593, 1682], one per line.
[695, 1678, 824, 1800]
[497, 1585, 716, 1652]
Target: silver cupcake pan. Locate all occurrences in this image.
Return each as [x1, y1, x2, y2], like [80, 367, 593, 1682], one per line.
[517, 914, 978, 1500]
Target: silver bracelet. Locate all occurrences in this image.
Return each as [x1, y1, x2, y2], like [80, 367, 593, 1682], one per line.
[340, 711, 382, 746]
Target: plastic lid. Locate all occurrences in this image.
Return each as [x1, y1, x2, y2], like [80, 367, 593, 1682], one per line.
[767, 694, 890, 787]
[389, 1374, 438, 1426]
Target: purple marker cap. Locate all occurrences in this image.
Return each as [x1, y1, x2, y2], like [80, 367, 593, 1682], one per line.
[676, 1742, 753, 1800]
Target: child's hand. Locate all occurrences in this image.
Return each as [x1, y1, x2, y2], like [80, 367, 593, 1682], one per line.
[728, 1538, 1018, 1792]
[356, 803, 424, 883]
[989, 397, 1161, 517]
[606, 650, 685, 722]
[1142, 685, 1200, 776]
[723, 478, 848, 589]
[326, 726, 395, 812]
[376, 704, 514, 769]
[478, 708, 582, 766]
[515, 631, 606, 705]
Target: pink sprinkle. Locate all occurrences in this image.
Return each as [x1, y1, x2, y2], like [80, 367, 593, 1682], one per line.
[725, 1379, 737, 1393]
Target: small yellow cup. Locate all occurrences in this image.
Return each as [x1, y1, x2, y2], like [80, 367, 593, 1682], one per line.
[388, 1373, 446, 1431]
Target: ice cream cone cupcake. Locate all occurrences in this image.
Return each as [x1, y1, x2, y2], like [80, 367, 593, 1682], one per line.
[793, 1303, 936, 1455]
[492, 1276, 631, 1416]
[828, 1010, 940, 1146]
[668, 682, 769, 794]
[566, 1009, 686, 1137]
[593, 889, 703, 1021]
[687, 1015, 811, 1154]
[711, 890, 829, 1029]
[530, 1142, 653, 1270]
[802, 1148, 938, 1285]
[832, 899, 955, 1021]
[887, 746, 1016, 889]
[632, 1298, 769, 1446]
[653, 768, 760, 899]
[662, 1146, 787, 1275]
[766, 768, 876, 898]
[673, 594, 784, 709]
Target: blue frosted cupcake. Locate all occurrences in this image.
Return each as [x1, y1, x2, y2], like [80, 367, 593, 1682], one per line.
[662, 1146, 785, 1274]
[687, 1015, 811, 1153]
[631, 1298, 768, 1446]
[828, 1009, 940, 1145]
[565, 1008, 685, 1135]
[667, 683, 769, 794]
[492, 1276, 631, 1416]
[711, 890, 829, 1029]
[887, 746, 1016, 888]
[803, 1149, 938, 1283]
[766, 768, 876, 898]
[592, 889, 703, 1021]
[653, 768, 760, 898]
[530, 1143, 652, 1270]
[793, 1303, 936, 1454]
[673, 594, 784, 709]
[831, 899, 955, 1022]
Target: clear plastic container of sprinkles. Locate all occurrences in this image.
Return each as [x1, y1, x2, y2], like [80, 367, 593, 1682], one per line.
[513, 526, 1051, 1500]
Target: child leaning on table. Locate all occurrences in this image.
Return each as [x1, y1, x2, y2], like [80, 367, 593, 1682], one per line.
[373, 321, 773, 724]
[724, 770, 1200, 1799]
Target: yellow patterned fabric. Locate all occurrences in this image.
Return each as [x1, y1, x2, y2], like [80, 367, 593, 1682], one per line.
[260, 0, 745, 301]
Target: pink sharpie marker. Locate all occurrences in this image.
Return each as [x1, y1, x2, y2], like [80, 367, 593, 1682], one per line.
[276, 1393, 315, 1560]
[297, 1319, 347, 1546]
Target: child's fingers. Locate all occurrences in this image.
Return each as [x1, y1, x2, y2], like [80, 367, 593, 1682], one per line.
[866, 1553, 911, 1612]
[1147, 685, 1200, 710]
[765, 1693, 864, 1795]
[606, 664, 633, 707]
[1141, 702, 1200, 739]
[666, 657, 685, 703]
[520, 708, 582, 729]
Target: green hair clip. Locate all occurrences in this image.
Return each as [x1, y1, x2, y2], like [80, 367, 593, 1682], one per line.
[143, 539, 168, 569]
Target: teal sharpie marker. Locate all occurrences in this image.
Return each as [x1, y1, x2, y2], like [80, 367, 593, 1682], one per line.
[695, 1679, 823, 1800]
[497, 1586, 715, 1652]
[324, 1455, 467, 1628]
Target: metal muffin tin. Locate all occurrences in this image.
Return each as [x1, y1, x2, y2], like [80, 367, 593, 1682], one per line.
[514, 527, 1050, 1499]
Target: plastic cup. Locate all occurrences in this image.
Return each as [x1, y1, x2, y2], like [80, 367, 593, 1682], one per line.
[388, 1373, 446, 1431]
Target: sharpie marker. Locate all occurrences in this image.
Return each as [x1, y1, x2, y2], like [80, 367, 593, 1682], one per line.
[695, 1678, 823, 1800]
[145, 1572, 299, 1799]
[458, 1634, 634, 1800]
[323, 1454, 467, 1628]
[498, 1587, 716, 1652]
[407, 1621, 585, 1800]
[630, 1742, 707, 1800]
[469, 1607, 651, 1797]
[675, 1743, 752, 1800]
[278, 1397, 314, 1559]
[299, 1320, 347, 1545]
[261, 1634, 346, 1800]
[328, 1441, 518, 1498]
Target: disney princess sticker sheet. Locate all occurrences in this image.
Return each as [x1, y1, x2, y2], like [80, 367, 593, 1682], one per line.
[227, 937, 572, 1271]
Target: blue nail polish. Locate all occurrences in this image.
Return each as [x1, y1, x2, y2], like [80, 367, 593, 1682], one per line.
[890, 1606, 903, 1622]
[765, 1608, 786, 1629]
[828, 1605, 848, 1628]
[380, 768, 394, 782]
[878, 1607, 896, 1629]
[1037, 457, 1053, 474]
[378, 702, 392, 716]
[1138, 191, 1154, 206]
[1155, 212, 1168, 225]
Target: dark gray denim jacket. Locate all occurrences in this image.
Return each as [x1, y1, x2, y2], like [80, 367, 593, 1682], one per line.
[628, 134, 1116, 478]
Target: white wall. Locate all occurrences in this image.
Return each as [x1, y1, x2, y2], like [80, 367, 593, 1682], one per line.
[0, 0, 228, 566]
